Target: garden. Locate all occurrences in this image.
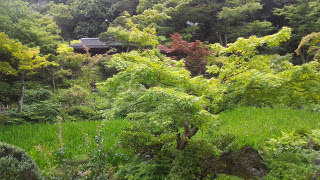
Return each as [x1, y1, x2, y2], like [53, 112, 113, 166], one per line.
[1, 0, 320, 179]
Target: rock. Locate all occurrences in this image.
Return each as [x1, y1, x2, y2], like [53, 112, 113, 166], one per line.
[211, 145, 268, 179]
[234, 145, 268, 178]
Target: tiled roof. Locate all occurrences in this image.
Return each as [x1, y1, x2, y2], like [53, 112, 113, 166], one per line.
[70, 38, 109, 49]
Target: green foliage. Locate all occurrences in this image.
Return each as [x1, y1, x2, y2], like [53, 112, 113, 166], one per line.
[55, 45, 86, 79]
[48, 3, 74, 40]
[60, 105, 101, 121]
[264, 152, 318, 180]
[36, 119, 131, 179]
[57, 85, 89, 107]
[219, 2, 263, 25]
[264, 128, 320, 154]
[0, 0, 61, 54]
[69, 0, 115, 39]
[273, 0, 320, 63]
[22, 100, 60, 123]
[0, 120, 131, 170]
[99, 49, 216, 152]
[213, 174, 243, 180]
[24, 88, 52, 104]
[0, 32, 49, 77]
[296, 32, 320, 62]
[169, 140, 219, 180]
[0, 82, 16, 105]
[263, 129, 320, 179]
[112, 0, 139, 16]
[208, 27, 320, 111]
[117, 124, 176, 156]
[101, 7, 170, 49]
[216, 106, 320, 149]
[113, 156, 172, 180]
[0, 142, 42, 180]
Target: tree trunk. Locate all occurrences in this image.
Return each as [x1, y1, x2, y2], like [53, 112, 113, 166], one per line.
[216, 32, 223, 46]
[176, 121, 199, 150]
[224, 35, 228, 46]
[17, 72, 26, 113]
[52, 73, 56, 94]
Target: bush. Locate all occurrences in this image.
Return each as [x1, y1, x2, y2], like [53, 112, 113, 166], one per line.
[57, 85, 89, 107]
[0, 82, 14, 105]
[263, 129, 320, 179]
[264, 152, 317, 180]
[21, 100, 60, 123]
[169, 140, 220, 180]
[0, 142, 42, 180]
[113, 156, 173, 180]
[212, 174, 244, 180]
[24, 88, 52, 104]
[60, 105, 101, 121]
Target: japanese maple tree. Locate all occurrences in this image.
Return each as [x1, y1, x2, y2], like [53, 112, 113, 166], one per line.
[158, 33, 213, 76]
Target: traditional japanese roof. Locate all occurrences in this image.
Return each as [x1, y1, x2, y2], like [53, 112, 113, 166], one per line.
[70, 38, 109, 49]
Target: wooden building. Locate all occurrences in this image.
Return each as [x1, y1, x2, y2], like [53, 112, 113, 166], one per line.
[70, 38, 123, 55]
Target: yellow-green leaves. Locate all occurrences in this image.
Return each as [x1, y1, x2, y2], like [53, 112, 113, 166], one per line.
[0, 32, 49, 76]
[57, 43, 74, 55]
[206, 27, 320, 109]
[296, 32, 320, 61]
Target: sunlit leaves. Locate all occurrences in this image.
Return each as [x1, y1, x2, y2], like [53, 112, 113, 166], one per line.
[296, 32, 320, 61]
[0, 0, 61, 54]
[0, 32, 49, 76]
[99, 49, 216, 152]
[208, 27, 320, 108]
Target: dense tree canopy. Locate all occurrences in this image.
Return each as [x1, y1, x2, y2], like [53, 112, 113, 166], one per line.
[0, 32, 54, 112]
[0, 0, 61, 54]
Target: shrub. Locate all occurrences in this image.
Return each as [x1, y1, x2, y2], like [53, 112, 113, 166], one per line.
[0, 142, 42, 180]
[21, 100, 60, 123]
[264, 152, 317, 180]
[60, 105, 101, 121]
[212, 174, 244, 180]
[263, 129, 320, 179]
[0, 82, 14, 105]
[113, 156, 173, 180]
[57, 85, 89, 107]
[24, 88, 52, 104]
[169, 140, 220, 180]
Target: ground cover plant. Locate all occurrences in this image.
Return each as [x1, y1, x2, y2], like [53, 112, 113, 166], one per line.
[216, 106, 320, 150]
[0, 120, 130, 170]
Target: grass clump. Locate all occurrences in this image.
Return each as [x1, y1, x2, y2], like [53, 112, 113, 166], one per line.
[216, 106, 320, 149]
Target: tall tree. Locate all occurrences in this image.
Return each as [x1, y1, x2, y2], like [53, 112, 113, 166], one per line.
[274, 0, 320, 63]
[48, 3, 74, 41]
[0, 33, 55, 112]
[0, 0, 61, 55]
[295, 32, 320, 62]
[69, 0, 115, 39]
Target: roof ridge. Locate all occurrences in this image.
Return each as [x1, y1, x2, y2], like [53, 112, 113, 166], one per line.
[80, 38, 99, 40]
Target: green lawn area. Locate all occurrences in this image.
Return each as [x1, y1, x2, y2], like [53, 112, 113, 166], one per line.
[1, 106, 320, 170]
[0, 120, 130, 169]
[216, 106, 320, 149]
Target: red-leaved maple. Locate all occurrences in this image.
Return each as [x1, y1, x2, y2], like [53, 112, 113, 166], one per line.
[158, 33, 213, 76]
